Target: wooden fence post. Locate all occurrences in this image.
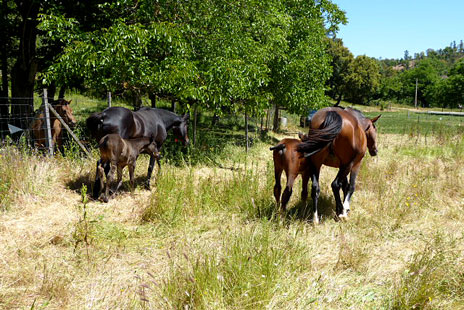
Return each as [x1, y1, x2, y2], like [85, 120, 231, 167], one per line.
[108, 92, 112, 107]
[43, 89, 54, 155]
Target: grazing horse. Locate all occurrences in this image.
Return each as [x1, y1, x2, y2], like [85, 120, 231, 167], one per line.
[30, 99, 77, 152]
[86, 106, 189, 198]
[271, 133, 312, 212]
[297, 107, 380, 224]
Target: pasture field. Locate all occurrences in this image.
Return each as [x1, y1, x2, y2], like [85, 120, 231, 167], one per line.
[1, 98, 464, 309]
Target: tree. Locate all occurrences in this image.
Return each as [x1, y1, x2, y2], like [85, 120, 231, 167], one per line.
[326, 38, 354, 105]
[345, 55, 381, 105]
[41, 0, 346, 127]
[431, 59, 464, 108]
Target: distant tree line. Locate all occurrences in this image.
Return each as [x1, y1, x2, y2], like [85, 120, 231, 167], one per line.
[326, 39, 464, 109]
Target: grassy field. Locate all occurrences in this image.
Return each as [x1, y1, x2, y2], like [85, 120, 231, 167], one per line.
[1, 97, 464, 309]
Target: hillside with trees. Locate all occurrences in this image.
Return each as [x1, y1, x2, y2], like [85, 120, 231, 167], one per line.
[326, 38, 464, 108]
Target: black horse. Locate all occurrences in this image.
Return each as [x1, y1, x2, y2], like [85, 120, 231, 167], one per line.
[86, 106, 189, 198]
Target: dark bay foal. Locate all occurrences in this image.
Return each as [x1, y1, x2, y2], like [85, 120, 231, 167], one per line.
[97, 134, 160, 202]
[271, 133, 312, 213]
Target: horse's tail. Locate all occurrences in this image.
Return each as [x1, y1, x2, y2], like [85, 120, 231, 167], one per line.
[297, 111, 342, 157]
[86, 112, 105, 138]
[270, 144, 286, 151]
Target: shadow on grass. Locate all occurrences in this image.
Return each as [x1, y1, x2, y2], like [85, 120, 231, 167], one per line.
[65, 170, 158, 202]
[248, 193, 337, 224]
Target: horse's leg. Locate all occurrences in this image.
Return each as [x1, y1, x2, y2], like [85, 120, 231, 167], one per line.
[112, 165, 123, 197]
[93, 159, 103, 199]
[273, 166, 283, 209]
[97, 162, 105, 200]
[104, 164, 116, 202]
[301, 171, 310, 217]
[128, 164, 135, 192]
[340, 162, 361, 219]
[145, 154, 157, 189]
[331, 166, 351, 218]
[311, 169, 321, 224]
[342, 176, 349, 201]
[281, 173, 296, 212]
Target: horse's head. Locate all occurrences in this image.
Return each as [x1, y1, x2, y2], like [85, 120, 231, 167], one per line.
[144, 134, 160, 158]
[172, 114, 190, 146]
[365, 115, 381, 156]
[54, 99, 77, 128]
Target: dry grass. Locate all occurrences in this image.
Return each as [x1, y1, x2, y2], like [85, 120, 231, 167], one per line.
[0, 128, 463, 309]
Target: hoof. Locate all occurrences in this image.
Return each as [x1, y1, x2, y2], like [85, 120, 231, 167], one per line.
[144, 182, 151, 190]
[100, 196, 109, 203]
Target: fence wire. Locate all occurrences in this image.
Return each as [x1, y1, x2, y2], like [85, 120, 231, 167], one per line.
[0, 96, 70, 153]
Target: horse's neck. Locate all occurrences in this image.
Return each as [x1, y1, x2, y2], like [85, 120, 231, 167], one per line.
[128, 137, 150, 152]
[155, 109, 179, 130]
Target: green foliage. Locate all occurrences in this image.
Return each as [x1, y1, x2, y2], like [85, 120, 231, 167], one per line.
[38, 0, 346, 115]
[345, 55, 381, 105]
[326, 38, 354, 104]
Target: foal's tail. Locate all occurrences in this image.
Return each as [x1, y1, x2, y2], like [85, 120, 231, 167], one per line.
[297, 111, 342, 157]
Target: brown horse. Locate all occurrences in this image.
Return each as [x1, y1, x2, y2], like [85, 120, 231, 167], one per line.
[271, 133, 312, 212]
[31, 99, 77, 152]
[297, 107, 380, 224]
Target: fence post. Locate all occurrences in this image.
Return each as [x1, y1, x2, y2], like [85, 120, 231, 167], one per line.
[43, 89, 54, 155]
[108, 92, 112, 107]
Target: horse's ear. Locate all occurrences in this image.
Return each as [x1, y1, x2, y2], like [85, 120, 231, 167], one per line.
[371, 115, 381, 123]
[66, 100, 72, 105]
[182, 114, 190, 121]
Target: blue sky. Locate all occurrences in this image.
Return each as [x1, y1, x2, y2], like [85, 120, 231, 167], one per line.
[333, 0, 464, 59]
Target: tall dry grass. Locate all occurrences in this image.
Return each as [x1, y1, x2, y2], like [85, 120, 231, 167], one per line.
[0, 122, 463, 309]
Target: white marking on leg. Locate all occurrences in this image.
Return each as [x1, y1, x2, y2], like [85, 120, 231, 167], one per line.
[340, 199, 350, 218]
[313, 210, 319, 225]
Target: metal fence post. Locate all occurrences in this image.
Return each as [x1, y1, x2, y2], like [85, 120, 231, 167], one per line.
[43, 89, 54, 155]
[108, 91, 112, 107]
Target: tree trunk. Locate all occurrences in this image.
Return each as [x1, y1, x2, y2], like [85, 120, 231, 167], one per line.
[10, 0, 40, 129]
[272, 104, 280, 132]
[149, 93, 157, 108]
[47, 82, 57, 101]
[0, 0, 10, 135]
[58, 85, 67, 99]
[171, 98, 176, 112]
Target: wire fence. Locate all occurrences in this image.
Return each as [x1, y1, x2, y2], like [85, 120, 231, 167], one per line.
[0, 91, 88, 155]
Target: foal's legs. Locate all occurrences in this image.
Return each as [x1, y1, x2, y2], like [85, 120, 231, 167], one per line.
[112, 165, 124, 196]
[104, 164, 117, 202]
[128, 164, 135, 191]
[281, 172, 296, 211]
[273, 167, 283, 208]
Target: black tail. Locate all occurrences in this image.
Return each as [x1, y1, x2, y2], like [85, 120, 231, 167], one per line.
[86, 112, 105, 139]
[297, 111, 342, 157]
[270, 144, 286, 151]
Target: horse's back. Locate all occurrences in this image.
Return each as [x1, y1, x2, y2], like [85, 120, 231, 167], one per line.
[87, 107, 138, 141]
[310, 107, 366, 166]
